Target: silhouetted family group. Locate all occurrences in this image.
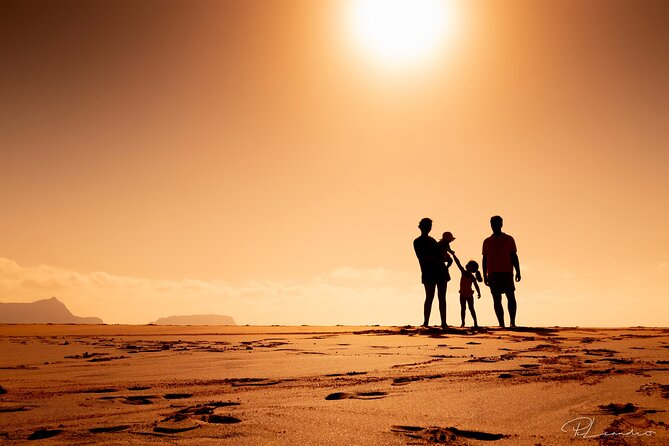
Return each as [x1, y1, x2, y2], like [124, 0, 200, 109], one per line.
[413, 216, 521, 329]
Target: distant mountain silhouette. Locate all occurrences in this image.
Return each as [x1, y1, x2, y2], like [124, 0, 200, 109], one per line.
[152, 314, 236, 325]
[0, 297, 103, 324]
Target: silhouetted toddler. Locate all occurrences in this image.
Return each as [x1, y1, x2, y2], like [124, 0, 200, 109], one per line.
[437, 232, 455, 267]
[452, 252, 482, 328]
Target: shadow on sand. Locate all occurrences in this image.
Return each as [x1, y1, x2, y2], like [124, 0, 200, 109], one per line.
[502, 326, 561, 336]
[353, 326, 561, 338]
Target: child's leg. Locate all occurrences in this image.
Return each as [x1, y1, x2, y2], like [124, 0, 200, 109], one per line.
[459, 295, 466, 327]
[468, 297, 478, 327]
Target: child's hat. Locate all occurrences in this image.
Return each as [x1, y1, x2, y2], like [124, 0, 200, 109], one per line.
[441, 232, 456, 243]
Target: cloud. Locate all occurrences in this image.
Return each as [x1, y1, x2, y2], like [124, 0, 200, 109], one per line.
[1, 257, 667, 327]
[0, 258, 418, 325]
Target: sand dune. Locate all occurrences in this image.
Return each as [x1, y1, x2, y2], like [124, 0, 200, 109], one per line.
[0, 325, 667, 444]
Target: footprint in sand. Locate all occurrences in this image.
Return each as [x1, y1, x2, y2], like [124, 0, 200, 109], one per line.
[325, 391, 387, 400]
[0, 385, 6, 394]
[393, 376, 422, 386]
[127, 386, 151, 391]
[153, 419, 200, 434]
[599, 403, 638, 415]
[637, 383, 669, 399]
[587, 368, 612, 376]
[591, 403, 662, 444]
[0, 405, 34, 413]
[159, 402, 242, 429]
[28, 429, 63, 441]
[600, 357, 633, 364]
[172, 401, 241, 418]
[392, 425, 507, 442]
[392, 374, 444, 386]
[583, 348, 618, 357]
[163, 393, 193, 400]
[467, 356, 502, 363]
[123, 395, 158, 405]
[519, 363, 540, 368]
[580, 337, 598, 344]
[203, 415, 241, 424]
[203, 401, 241, 408]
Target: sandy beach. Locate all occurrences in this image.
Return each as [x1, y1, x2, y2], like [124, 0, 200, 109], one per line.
[0, 325, 667, 445]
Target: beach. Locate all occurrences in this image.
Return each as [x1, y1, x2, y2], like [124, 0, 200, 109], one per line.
[0, 325, 667, 445]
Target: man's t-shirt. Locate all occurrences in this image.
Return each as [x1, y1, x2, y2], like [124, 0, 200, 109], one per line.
[482, 233, 517, 274]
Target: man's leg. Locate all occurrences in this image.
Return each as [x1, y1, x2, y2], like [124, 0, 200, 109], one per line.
[460, 295, 466, 327]
[423, 283, 436, 326]
[506, 291, 517, 327]
[492, 292, 505, 327]
[437, 282, 447, 327]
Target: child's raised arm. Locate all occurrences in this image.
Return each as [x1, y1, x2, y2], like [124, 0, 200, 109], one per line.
[451, 252, 465, 273]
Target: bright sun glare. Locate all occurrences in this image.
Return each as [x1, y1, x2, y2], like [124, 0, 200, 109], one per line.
[346, 0, 458, 69]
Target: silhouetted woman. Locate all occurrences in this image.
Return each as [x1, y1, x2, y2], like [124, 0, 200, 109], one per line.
[413, 218, 450, 328]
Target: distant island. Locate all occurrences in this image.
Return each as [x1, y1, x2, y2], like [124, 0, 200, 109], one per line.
[0, 297, 103, 324]
[151, 315, 236, 326]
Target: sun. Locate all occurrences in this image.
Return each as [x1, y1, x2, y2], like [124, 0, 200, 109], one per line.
[345, 0, 458, 69]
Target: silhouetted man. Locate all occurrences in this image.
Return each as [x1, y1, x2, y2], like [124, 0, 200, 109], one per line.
[414, 218, 449, 328]
[482, 215, 521, 327]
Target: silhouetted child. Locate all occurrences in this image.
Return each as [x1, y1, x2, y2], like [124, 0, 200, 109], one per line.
[451, 252, 482, 328]
[437, 232, 455, 268]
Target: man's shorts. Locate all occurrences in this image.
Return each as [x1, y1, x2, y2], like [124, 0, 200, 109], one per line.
[489, 272, 515, 295]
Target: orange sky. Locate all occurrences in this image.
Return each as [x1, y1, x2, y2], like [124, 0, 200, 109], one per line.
[1, 0, 667, 326]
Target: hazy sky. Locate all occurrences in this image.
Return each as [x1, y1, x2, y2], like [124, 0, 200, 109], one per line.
[1, 0, 667, 326]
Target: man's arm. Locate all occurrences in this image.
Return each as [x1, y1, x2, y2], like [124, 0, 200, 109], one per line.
[512, 252, 521, 282]
[413, 239, 426, 262]
[482, 255, 489, 286]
